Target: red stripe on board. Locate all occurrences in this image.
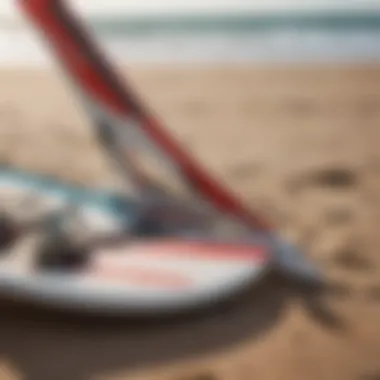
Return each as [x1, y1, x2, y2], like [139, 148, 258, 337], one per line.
[157, 247, 267, 263]
[142, 241, 268, 263]
[99, 240, 269, 264]
[91, 265, 193, 289]
[18, 0, 270, 231]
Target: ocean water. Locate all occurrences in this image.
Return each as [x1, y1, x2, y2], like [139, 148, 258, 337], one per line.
[1, 12, 380, 66]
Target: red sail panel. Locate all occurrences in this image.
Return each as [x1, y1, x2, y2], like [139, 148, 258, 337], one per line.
[18, 0, 270, 231]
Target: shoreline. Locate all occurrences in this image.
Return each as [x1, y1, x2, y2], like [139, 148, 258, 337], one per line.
[2, 22, 380, 66]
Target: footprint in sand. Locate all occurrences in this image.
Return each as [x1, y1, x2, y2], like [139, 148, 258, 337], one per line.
[333, 247, 373, 272]
[177, 373, 217, 380]
[312, 168, 357, 188]
[325, 207, 354, 226]
[288, 167, 358, 194]
[366, 285, 380, 302]
[360, 372, 380, 380]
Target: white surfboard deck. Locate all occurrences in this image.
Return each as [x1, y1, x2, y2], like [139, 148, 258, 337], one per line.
[0, 169, 271, 314]
[0, 237, 270, 314]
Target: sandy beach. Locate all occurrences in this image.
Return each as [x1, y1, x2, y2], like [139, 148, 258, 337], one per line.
[0, 65, 379, 380]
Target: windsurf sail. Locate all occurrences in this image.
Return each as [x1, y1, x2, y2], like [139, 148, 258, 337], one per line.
[18, 0, 271, 234]
[17, 0, 325, 282]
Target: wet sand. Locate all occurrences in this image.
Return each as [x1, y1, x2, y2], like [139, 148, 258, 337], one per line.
[0, 65, 379, 380]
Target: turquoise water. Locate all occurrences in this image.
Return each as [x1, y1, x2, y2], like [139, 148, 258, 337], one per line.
[1, 11, 380, 65]
[89, 12, 380, 63]
[90, 12, 380, 36]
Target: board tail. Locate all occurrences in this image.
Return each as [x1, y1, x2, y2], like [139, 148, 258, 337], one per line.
[17, 0, 270, 232]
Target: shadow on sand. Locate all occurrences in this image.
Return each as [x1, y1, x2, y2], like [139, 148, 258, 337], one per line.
[0, 274, 349, 380]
